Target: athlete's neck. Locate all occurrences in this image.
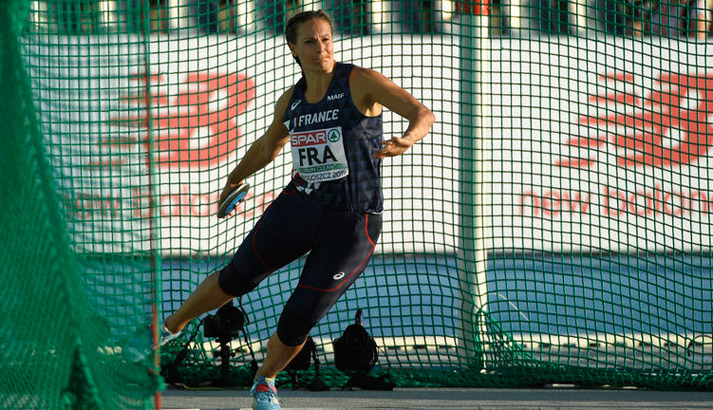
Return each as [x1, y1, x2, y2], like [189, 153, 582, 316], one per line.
[303, 65, 335, 104]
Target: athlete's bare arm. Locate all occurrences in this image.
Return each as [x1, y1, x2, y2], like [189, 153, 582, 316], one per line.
[350, 66, 435, 159]
[219, 88, 294, 207]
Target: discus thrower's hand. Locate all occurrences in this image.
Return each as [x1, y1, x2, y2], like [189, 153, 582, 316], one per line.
[372, 136, 415, 159]
[218, 181, 243, 210]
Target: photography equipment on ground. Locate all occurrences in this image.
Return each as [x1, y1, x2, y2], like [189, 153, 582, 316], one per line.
[162, 299, 257, 387]
[333, 309, 394, 391]
[280, 336, 329, 391]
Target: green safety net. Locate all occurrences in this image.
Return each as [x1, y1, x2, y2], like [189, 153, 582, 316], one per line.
[1, 1, 161, 409]
[4, 0, 713, 408]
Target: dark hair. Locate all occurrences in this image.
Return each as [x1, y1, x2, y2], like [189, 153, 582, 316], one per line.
[285, 10, 334, 44]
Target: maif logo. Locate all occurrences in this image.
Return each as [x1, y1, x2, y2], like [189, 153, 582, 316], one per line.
[96, 71, 255, 169]
[556, 71, 713, 169]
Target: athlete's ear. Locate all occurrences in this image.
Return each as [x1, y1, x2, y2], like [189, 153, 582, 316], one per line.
[287, 42, 297, 58]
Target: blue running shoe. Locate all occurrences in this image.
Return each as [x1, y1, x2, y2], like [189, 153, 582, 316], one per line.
[159, 323, 182, 346]
[123, 323, 182, 362]
[250, 376, 281, 410]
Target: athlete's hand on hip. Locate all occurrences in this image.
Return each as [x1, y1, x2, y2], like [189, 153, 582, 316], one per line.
[373, 136, 414, 159]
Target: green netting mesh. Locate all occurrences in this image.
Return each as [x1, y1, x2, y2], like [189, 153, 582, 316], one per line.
[1, 1, 161, 409]
[4, 0, 713, 408]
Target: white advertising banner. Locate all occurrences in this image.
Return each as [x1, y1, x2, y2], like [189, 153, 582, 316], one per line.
[22, 35, 713, 255]
[22, 35, 459, 255]
[487, 38, 713, 253]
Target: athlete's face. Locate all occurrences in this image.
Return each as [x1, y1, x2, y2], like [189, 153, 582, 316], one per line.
[289, 18, 335, 73]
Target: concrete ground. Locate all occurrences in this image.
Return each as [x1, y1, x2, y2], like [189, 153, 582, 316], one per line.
[161, 386, 713, 410]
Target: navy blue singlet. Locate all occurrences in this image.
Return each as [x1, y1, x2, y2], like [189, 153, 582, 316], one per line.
[218, 63, 385, 346]
[283, 62, 384, 214]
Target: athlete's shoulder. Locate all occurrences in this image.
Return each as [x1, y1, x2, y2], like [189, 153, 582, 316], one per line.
[275, 86, 296, 116]
[349, 65, 389, 87]
[349, 64, 373, 77]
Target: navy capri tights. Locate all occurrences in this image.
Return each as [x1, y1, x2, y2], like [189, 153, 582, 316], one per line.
[218, 186, 381, 346]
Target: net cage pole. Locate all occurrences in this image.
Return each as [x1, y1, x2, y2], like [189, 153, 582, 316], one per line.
[136, 0, 164, 406]
[456, 0, 492, 369]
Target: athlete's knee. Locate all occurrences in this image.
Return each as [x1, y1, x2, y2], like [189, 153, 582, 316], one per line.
[217, 261, 259, 297]
[276, 309, 317, 346]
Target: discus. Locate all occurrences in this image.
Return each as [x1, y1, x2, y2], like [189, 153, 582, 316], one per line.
[217, 183, 250, 219]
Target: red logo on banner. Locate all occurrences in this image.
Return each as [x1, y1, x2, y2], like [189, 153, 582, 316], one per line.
[557, 72, 713, 169]
[454, 0, 490, 15]
[96, 71, 255, 169]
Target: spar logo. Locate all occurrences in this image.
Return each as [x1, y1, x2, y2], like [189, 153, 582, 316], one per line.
[95, 71, 255, 169]
[291, 130, 328, 146]
[557, 72, 713, 169]
[327, 129, 341, 143]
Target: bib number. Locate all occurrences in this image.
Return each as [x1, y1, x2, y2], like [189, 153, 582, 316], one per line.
[290, 127, 349, 183]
